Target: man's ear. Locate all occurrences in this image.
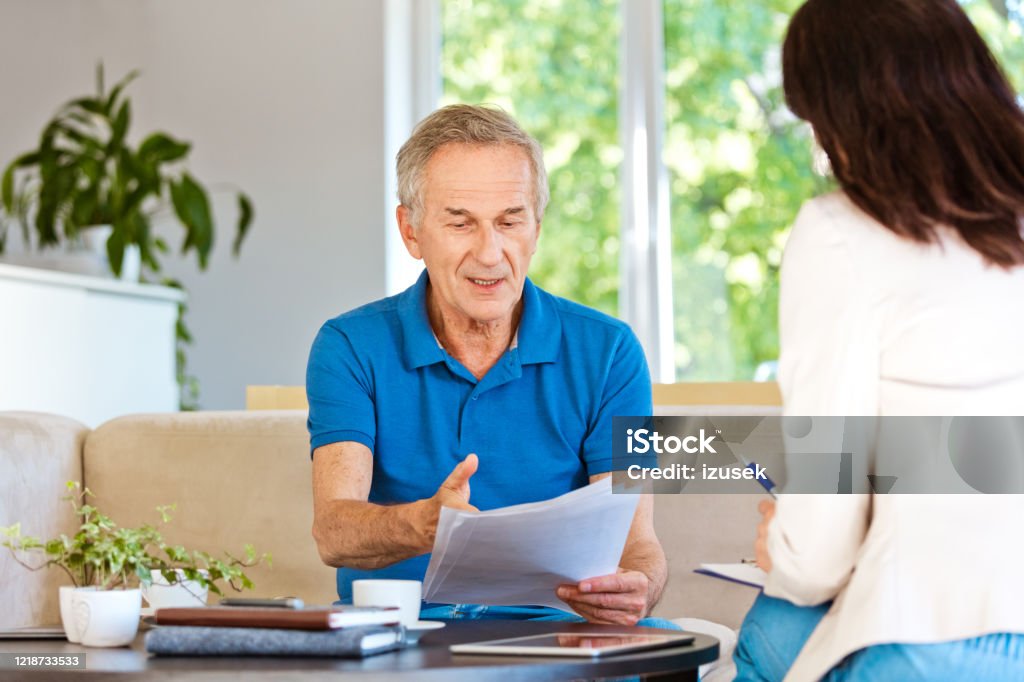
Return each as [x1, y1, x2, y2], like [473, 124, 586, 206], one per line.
[396, 205, 422, 260]
[532, 219, 542, 255]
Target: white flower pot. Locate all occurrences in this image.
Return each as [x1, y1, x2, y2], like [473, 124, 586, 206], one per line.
[79, 225, 141, 282]
[1, 225, 141, 281]
[59, 586, 97, 643]
[70, 588, 141, 648]
[142, 569, 209, 609]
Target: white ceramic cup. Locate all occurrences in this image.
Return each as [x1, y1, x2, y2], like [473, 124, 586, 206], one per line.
[351, 579, 421, 625]
[142, 569, 209, 609]
[71, 588, 142, 647]
[59, 586, 97, 643]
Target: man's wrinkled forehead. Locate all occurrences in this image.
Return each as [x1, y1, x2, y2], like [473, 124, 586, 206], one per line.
[421, 143, 536, 213]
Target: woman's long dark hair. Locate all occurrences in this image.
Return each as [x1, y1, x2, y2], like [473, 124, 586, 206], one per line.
[783, 0, 1024, 266]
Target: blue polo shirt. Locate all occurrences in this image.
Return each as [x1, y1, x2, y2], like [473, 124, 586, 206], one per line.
[306, 270, 652, 601]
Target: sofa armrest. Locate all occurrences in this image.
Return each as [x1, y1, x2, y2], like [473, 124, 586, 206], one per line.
[0, 412, 88, 628]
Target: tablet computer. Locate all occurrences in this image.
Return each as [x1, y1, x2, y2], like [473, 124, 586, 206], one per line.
[450, 631, 695, 657]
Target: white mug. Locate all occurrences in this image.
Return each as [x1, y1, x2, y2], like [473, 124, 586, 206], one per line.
[351, 579, 421, 625]
[59, 586, 97, 643]
[142, 569, 209, 609]
[71, 588, 142, 647]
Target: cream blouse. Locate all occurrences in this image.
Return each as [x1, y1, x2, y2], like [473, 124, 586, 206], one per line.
[766, 191, 1024, 681]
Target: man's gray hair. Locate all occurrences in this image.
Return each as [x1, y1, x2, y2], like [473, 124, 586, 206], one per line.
[396, 104, 550, 226]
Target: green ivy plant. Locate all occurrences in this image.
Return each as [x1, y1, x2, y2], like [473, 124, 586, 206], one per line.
[1, 482, 269, 594]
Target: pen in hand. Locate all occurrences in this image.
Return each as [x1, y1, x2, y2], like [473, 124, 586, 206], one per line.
[745, 461, 778, 499]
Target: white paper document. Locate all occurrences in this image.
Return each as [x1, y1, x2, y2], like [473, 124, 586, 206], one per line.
[422, 477, 640, 611]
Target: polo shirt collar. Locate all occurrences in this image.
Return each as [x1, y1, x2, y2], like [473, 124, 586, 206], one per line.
[397, 269, 562, 370]
[516, 277, 562, 365]
[398, 270, 445, 370]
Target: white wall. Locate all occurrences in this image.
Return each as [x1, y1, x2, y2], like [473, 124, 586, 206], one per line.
[0, 0, 390, 410]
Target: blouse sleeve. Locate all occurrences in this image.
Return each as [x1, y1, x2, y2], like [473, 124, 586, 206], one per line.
[764, 195, 877, 606]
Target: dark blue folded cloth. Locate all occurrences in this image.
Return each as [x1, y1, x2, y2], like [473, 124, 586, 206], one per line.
[144, 625, 405, 657]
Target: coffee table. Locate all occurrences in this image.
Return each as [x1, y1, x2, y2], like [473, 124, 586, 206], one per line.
[0, 620, 719, 680]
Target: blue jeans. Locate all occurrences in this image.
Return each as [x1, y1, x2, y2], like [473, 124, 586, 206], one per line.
[419, 602, 681, 630]
[735, 592, 1024, 681]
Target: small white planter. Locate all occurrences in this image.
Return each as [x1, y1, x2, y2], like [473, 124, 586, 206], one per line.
[59, 586, 97, 643]
[142, 569, 209, 609]
[70, 588, 141, 648]
[79, 225, 141, 282]
[1, 225, 141, 281]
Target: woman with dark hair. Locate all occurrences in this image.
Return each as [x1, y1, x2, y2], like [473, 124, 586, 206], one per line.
[733, 0, 1024, 679]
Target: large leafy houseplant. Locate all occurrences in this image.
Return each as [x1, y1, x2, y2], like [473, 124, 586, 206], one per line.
[0, 65, 253, 276]
[0, 65, 254, 409]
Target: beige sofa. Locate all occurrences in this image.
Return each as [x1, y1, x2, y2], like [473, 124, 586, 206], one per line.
[0, 408, 762, 632]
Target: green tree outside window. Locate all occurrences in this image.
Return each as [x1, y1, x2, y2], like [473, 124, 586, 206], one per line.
[442, 0, 1023, 380]
[442, 0, 622, 315]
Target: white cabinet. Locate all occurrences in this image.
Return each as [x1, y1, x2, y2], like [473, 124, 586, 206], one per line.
[0, 264, 184, 427]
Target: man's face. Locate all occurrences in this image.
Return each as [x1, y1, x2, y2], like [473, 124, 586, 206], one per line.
[398, 143, 541, 327]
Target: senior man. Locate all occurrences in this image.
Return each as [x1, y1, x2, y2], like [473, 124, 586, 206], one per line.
[307, 104, 670, 626]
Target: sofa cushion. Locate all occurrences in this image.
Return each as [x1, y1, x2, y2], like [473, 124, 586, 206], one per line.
[647, 402, 778, 628]
[83, 410, 337, 607]
[651, 493, 759, 629]
[0, 412, 88, 628]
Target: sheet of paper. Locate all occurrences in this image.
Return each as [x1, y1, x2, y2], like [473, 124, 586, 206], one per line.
[694, 562, 767, 588]
[422, 477, 640, 611]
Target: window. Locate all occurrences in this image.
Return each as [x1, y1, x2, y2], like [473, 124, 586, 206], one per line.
[431, 0, 1024, 381]
[662, 0, 822, 380]
[442, 0, 623, 317]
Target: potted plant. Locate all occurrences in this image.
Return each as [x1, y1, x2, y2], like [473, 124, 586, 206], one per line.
[0, 64, 253, 280]
[1, 482, 268, 647]
[0, 65, 254, 409]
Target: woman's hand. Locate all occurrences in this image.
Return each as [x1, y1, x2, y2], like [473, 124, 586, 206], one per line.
[754, 499, 776, 572]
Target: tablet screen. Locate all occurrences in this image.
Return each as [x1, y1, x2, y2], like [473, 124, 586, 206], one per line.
[451, 631, 695, 657]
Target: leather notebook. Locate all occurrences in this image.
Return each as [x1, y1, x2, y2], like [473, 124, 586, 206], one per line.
[154, 606, 400, 630]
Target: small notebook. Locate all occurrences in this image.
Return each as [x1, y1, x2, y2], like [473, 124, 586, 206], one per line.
[694, 563, 767, 588]
[0, 625, 67, 640]
[154, 606, 400, 631]
[145, 625, 404, 657]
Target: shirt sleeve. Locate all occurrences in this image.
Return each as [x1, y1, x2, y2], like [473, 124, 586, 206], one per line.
[581, 326, 654, 475]
[305, 322, 376, 455]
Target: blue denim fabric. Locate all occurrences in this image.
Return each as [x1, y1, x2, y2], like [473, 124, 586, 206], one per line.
[822, 632, 1024, 682]
[418, 602, 681, 630]
[733, 593, 831, 681]
[735, 592, 1024, 681]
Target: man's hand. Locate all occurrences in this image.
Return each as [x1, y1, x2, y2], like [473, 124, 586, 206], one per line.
[413, 454, 480, 551]
[312, 444, 482, 569]
[754, 499, 775, 572]
[556, 568, 650, 625]
[432, 453, 479, 512]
